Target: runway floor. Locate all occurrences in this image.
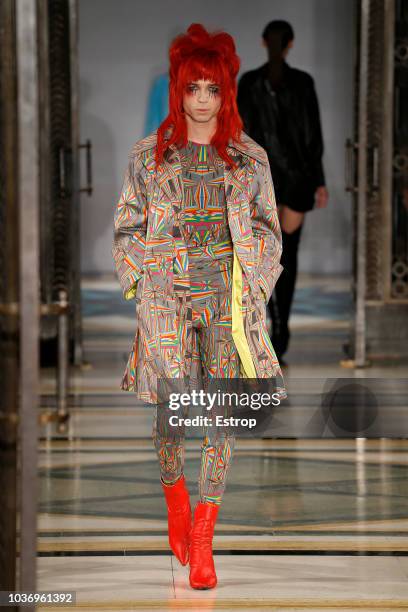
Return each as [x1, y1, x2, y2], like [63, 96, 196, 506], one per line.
[35, 273, 408, 611]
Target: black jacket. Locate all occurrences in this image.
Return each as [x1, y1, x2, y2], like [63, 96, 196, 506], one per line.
[237, 61, 325, 211]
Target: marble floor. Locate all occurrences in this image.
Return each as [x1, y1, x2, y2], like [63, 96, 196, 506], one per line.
[35, 273, 408, 611]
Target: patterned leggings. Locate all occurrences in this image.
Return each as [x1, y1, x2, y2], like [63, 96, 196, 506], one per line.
[151, 258, 240, 505]
[152, 400, 235, 505]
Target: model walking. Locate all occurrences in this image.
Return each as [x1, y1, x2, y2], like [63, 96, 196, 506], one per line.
[238, 20, 329, 363]
[112, 23, 286, 589]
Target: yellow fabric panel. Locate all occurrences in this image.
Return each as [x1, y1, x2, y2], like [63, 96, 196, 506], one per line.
[124, 283, 138, 300]
[231, 247, 257, 378]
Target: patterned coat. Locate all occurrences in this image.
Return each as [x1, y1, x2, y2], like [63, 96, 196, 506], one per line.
[112, 130, 287, 404]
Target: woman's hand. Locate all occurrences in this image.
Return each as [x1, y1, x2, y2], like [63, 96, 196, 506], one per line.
[315, 186, 329, 209]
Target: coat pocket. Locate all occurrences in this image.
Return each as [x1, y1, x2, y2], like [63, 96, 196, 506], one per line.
[147, 254, 174, 301]
[134, 272, 145, 305]
[252, 230, 266, 268]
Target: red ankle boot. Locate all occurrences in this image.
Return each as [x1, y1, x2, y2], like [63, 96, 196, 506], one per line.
[189, 501, 219, 589]
[161, 474, 192, 566]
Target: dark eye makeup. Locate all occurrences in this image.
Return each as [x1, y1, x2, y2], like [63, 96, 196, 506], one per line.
[186, 83, 220, 95]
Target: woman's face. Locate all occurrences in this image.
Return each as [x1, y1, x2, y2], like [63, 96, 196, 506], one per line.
[182, 79, 222, 124]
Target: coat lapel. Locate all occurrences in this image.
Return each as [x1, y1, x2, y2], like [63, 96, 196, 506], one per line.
[154, 145, 184, 204]
[223, 151, 261, 300]
[223, 151, 259, 378]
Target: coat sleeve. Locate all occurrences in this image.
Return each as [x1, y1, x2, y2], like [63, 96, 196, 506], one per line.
[249, 159, 284, 303]
[111, 154, 148, 300]
[304, 76, 325, 187]
[237, 73, 256, 137]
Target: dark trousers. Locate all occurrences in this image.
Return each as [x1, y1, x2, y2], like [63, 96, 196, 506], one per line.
[267, 223, 304, 358]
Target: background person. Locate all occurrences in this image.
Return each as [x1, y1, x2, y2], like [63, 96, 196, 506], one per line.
[238, 19, 329, 364]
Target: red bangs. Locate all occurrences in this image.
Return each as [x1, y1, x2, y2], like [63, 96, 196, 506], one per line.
[156, 23, 243, 169]
[177, 53, 225, 89]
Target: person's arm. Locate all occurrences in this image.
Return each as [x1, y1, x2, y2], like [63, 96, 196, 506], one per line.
[143, 74, 169, 136]
[304, 76, 326, 188]
[237, 73, 256, 136]
[144, 81, 161, 137]
[111, 154, 148, 300]
[249, 159, 284, 302]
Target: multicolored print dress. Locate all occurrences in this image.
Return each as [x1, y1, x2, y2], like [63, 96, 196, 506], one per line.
[177, 140, 242, 384]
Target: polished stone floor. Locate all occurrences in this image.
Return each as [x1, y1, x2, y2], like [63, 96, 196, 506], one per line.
[36, 273, 408, 611]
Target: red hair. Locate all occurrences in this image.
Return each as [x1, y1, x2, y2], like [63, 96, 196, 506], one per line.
[156, 23, 243, 169]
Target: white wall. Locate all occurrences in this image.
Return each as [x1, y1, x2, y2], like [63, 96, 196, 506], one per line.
[78, 0, 355, 275]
